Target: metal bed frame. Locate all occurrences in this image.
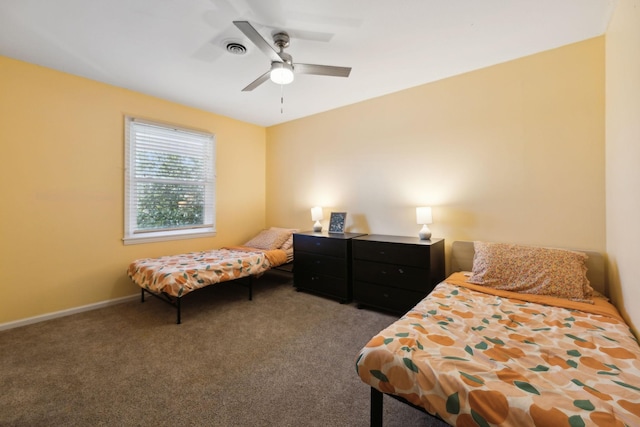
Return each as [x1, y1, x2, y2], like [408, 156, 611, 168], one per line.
[139, 275, 254, 324]
[370, 388, 446, 427]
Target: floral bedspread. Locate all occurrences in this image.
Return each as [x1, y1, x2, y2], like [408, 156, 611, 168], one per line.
[128, 247, 284, 298]
[356, 273, 640, 426]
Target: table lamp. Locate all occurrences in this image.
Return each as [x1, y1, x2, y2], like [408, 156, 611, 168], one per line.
[311, 206, 323, 232]
[416, 207, 432, 240]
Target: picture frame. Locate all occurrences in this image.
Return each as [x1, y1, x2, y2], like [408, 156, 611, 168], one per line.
[328, 212, 347, 233]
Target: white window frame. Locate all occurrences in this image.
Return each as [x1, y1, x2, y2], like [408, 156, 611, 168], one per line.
[123, 117, 216, 245]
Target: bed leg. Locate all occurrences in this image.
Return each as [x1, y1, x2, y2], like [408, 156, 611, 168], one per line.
[248, 276, 253, 301]
[176, 297, 181, 324]
[141, 288, 145, 303]
[371, 387, 383, 427]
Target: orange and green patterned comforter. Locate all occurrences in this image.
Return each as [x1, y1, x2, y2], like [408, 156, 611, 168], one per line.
[356, 273, 640, 426]
[127, 247, 287, 298]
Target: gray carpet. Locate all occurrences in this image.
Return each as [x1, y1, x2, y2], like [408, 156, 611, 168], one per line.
[0, 271, 449, 427]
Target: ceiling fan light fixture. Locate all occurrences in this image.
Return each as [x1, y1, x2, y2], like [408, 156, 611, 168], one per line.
[270, 62, 294, 85]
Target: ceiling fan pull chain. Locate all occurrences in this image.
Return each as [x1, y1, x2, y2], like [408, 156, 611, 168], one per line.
[280, 84, 285, 114]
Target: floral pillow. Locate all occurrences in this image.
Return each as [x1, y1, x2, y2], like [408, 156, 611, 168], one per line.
[468, 241, 593, 301]
[269, 227, 298, 251]
[244, 229, 291, 251]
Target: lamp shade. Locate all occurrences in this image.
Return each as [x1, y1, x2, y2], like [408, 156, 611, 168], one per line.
[270, 62, 294, 85]
[416, 207, 432, 225]
[311, 206, 323, 221]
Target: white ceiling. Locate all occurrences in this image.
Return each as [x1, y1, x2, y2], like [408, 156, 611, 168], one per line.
[0, 0, 615, 127]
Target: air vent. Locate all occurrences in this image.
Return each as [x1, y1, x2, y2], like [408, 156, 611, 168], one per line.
[226, 42, 247, 55]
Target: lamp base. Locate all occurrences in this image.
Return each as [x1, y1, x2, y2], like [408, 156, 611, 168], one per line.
[418, 224, 432, 240]
[313, 221, 322, 232]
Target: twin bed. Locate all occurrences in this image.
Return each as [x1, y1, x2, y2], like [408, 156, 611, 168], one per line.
[127, 227, 295, 323]
[356, 241, 640, 426]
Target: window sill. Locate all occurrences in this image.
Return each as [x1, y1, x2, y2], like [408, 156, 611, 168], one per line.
[123, 228, 216, 245]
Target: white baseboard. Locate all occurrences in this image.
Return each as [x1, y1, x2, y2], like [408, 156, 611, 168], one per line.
[0, 294, 139, 331]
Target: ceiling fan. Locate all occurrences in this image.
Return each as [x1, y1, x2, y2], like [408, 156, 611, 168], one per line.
[233, 21, 351, 91]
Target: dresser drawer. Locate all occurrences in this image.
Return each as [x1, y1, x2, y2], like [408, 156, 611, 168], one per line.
[353, 281, 427, 314]
[295, 252, 347, 278]
[352, 240, 430, 268]
[352, 259, 430, 292]
[295, 271, 350, 300]
[294, 234, 347, 257]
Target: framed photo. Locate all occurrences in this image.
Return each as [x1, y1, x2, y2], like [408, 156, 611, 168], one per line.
[328, 212, 347, 233]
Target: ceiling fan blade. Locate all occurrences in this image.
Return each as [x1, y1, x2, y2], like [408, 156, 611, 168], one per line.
[233, 20, 283, 63]
[242, 70, 271, 91]
[294, 63, 351, 78]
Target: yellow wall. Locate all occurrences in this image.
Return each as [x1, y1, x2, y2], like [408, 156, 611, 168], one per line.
[605, 0, 640, 336]
[0, 56, 266, 324]
[267, 38, 605, 258]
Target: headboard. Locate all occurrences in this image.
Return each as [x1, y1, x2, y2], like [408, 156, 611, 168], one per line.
[450, 241, 606, 296]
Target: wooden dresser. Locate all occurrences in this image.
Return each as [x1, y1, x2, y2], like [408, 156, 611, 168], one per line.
[352, 235, 445, 313]
[293, 231, 366, 303]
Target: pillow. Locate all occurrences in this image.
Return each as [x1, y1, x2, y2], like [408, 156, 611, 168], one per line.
[244, 229, 291, 250]
[269, 227, 298, 251]
[467, 241, 593, 301]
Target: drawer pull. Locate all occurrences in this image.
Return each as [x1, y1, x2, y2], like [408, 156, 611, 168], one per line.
[381, 270, 387, 275]
[398, 269, 404, 274]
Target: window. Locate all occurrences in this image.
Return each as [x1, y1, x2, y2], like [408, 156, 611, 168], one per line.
[124, 117, 215, 244]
